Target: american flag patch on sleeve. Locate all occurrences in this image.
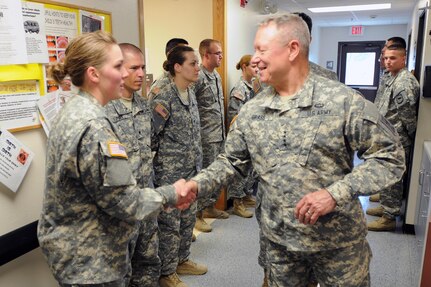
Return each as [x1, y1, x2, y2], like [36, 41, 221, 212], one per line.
[154, 103, 169, 120]
[107, 141, 128, 159]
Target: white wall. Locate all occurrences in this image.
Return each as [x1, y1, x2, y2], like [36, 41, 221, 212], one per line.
[226, 0, 260, 92]
[406, 0, 431, 225]
[143, 0, 212, 80]
[226, 0, 322, 92]
[318, 24, 408, 72]
[0, 1, 140, 286]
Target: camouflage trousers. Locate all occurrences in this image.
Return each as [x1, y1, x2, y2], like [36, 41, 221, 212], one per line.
[380, 147, 410, 219]
[228, 167, 257, 199]
[127, 217, 160, 287]
[158, 201, 197, 275]
[197, 141, 224, 211]
[60, 280, 127, 287]
[267, 239, 372, 287]
[255, 186, 267, 268]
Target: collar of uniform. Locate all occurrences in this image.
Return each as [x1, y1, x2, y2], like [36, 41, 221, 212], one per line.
[385, 67, 407, 87]
[200, 65, 216, 80]
[242, 77, 253, 91]
[113, 92, 139, 115]
[260, 74, 314, 112]
[172, 84, 190, 106]
[78, 90, 102, 107]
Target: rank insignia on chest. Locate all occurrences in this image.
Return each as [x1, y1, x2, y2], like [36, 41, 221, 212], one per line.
[154, 103, 169, 120]
[107, 141, 128, 159]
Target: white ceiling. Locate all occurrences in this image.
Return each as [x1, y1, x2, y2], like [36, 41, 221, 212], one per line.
[257, 0, 417, 27]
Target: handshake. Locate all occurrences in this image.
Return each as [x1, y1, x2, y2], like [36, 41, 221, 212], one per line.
[173, 179, 199, 210]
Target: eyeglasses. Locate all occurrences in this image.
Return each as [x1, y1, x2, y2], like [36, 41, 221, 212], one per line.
[209, 51, 223, 56]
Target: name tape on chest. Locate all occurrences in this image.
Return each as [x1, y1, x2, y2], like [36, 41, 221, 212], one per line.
[107, 141, 128, 159]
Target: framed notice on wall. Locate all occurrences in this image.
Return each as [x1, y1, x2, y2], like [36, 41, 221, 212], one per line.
[0, 0, 111, 132]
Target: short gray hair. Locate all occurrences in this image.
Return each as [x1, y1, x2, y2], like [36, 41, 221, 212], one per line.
[259, 13, 310, 56]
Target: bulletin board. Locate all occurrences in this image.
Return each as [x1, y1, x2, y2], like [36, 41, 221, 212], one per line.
[0, 0, 111, 132]
[0, 0, 111, 266]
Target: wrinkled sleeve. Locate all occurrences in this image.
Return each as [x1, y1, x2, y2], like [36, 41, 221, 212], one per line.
[78, 120, 177, 223]
[227, 87, 245, 126]
[326, 92, 405, 206]
[149, 93, 170, 151]
[192, 113, 251, 198]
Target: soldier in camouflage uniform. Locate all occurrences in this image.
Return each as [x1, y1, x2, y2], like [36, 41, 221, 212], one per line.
[194, 39, 229, 233]
[367, 40, 419, 231]
[186, 14, 405, 286]
[256, 12, 338, 287]
[105, 43, 160, 286]
[148, 45, 207, 287]
[369, 36, 408, 203]
[151, 38, 189, 94]
[227, 54, 259, 219]
[37, 31, 195, 287]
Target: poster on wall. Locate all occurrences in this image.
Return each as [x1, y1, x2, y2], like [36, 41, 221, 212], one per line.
[0, 80, 40, 131]
[0, 128, 34, 192]
[44, 7, 77, 93]
[79, 10, 104, 33]
[0, 0, 28, 65]
[37, 81, 75, 136]
[21, 1, 49, 63]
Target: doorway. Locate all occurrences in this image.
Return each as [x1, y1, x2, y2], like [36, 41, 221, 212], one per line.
[337, 41, 385, 102]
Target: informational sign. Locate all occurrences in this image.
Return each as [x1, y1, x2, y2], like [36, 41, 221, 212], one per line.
[0, 0, 28, 65]
[79, 10, 104, 33]
[44, 7, 78, 93]
[0, 128, 34, 192]
[0, 80, 40, 131]
[22, 1, 49, 63]
[37, 84, 75, 136]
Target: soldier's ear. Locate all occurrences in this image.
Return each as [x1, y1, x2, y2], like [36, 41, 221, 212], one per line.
[87, 67, 100, 83]
[288, 40, 300, 62]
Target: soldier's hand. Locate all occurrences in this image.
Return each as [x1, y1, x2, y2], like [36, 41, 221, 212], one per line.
[294, 188, 337, 225]
[173, 179, 196, 210]
[184, 180, 198, 195]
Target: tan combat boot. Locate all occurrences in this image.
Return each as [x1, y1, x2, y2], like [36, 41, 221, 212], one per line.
[176, 259, 208, 275]
[367, 215, 396, 231]
[369, 193, 380, 202]
[243, 194, 257, 207]
[233, 198, 253, 218]
[203, 205, 229, 219]
[194, 211, 212, 232]
[159, 272, 187, 287]
[192, 233, 196, 242]
[366, 205, 384, 216]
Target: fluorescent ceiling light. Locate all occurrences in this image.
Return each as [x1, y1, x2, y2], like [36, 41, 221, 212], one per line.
[308, 3, 391, 13]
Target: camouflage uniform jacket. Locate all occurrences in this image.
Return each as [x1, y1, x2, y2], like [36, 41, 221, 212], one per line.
[310, 61, 338, 81]
[227, 77, 254, 125]
[38, 92, 177, 284]
[194, 65, 226, 143]
[149, 79, 202, 185]
[193, 72, 405, 251]
[374, 67, 419, 148]
[105, 92, 154, 187]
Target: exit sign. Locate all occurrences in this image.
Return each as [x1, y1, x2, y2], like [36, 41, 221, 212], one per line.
[350, 26, 364, 36]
